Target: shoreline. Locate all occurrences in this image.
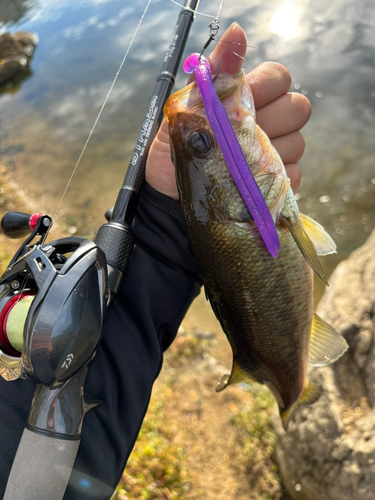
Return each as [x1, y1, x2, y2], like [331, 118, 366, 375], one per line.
[0, 164, 66, 273]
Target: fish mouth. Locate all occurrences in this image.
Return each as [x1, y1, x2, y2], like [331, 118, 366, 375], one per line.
[164, 71, 250, 127]
[164, 81, 197, 127]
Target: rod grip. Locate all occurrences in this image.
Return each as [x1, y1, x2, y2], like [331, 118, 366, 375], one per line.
[4, 428, 80, 500]
[94, 222, 135, 293]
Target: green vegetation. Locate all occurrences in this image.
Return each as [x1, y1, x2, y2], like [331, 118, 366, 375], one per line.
[112, 328, 215, 500]
[113, 397, 190, 500]
[229, 385, 287, 500]
[231, 385, 277, 464]
[164, 327, 215, 368]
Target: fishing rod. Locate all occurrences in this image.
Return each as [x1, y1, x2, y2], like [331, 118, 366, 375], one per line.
[0, 1, 199, 498]
[96, 0, 200, 294]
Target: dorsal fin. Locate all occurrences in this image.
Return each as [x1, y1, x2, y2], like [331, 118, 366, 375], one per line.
[300, 213, 336, 256]
[308, 313, 348, 366]
[280, 215, 329, 285]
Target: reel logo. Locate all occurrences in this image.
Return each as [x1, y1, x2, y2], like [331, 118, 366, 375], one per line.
[62, 353, 74, 369]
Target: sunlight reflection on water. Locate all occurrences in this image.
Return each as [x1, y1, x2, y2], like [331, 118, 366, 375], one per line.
[268, 1, 304, 40]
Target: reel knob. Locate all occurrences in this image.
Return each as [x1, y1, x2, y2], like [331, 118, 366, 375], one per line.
[1, 211, 46, 239]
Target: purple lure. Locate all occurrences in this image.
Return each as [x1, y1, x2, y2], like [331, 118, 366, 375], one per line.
[183, 53, 280, 258]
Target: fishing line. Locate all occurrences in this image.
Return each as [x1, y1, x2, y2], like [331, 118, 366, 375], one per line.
[53, 0, 246, 221]
[215, 0, 224, 19]
[53, 0, 153, 221]
[13, 272, 31, 301]
[193, 0, 251, 61]
[211, 40, 246, 61]
[169, 0, 219, 19]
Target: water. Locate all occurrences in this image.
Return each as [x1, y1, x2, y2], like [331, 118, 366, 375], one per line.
[0, 0, 374, 285]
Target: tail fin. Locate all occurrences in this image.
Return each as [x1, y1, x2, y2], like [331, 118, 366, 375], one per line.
[280, 380, 323, 430]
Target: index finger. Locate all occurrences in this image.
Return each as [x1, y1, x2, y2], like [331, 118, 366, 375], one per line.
[246, 62, 292, 110]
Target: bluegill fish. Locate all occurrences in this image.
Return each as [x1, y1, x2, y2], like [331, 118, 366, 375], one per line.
[164, 70, 348, 429]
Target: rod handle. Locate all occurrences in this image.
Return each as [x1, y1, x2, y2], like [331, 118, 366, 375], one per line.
[94, 221, 135, 294]
[4, 428, 80, 500]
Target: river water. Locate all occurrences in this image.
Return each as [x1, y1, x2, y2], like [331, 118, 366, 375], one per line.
[0, 0, 375, 296]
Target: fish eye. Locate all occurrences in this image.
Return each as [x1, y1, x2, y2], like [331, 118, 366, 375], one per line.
[186, 130, 213, 158]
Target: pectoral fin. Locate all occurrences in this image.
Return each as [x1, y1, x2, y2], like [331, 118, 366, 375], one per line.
[215, 358, 253, 392]
[280, 380, 323, 430]
[308, 313, 348, 366]
[300, 213, 336, 256]
[280, 215, 329, 285]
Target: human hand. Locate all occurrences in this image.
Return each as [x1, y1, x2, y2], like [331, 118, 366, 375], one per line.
[146, 22, 311, 200]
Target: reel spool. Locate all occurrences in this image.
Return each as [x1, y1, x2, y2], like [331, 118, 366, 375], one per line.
[0, 292, 35, 356]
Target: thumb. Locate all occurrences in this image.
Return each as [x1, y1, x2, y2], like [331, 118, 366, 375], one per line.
[187, 22, 247, 84]
[208, 22, 247, 74]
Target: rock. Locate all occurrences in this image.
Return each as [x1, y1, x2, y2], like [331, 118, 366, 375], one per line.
[0, 31, 38, 84]
[274, 230, 375, 500]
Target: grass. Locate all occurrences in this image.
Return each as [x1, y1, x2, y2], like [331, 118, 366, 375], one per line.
[163, 326, 216, 368]
[229, 385, 287, 500]
[113, 395, 190, 500]
[113, 328, 289, 500]
[112, 328, 215, 500]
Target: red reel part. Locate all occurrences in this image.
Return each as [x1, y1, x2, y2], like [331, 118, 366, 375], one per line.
[29, 213, 44, 231]
[0, 293, 35, 357]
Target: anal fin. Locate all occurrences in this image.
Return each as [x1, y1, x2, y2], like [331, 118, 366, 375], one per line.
[280, 215, 329, 285]
[308, 313, 348, 366]
[215, 358, 253, 392]
[280, 380, 323, 430]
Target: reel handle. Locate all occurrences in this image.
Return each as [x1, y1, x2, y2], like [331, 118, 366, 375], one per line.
[1, 212, 45, 239]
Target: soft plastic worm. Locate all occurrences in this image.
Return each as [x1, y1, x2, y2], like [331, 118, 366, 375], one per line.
[183, 53, 280, 258]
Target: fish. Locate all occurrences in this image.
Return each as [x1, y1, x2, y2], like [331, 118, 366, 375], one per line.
[164, 68, 348, 429]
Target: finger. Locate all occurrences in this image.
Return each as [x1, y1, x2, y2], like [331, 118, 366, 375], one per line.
[152, 118, 170, 148]
[187, 22, 247, 83]
[271, 131, 305, 165]
[285, 163, 301, 193]
[256, 93, 311, 138]
[208, 22, 247, 74]
[247, 62, 291, 110]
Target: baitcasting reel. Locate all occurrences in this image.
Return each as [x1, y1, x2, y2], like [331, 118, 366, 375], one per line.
[0, 211, 110, 500]
[0, 211, 110, 385]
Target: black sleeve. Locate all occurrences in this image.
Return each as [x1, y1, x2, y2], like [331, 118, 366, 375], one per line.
[0, 183, 201, 499]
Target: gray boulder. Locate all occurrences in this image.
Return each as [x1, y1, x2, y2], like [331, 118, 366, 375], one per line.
[274, 230, 375, 500]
